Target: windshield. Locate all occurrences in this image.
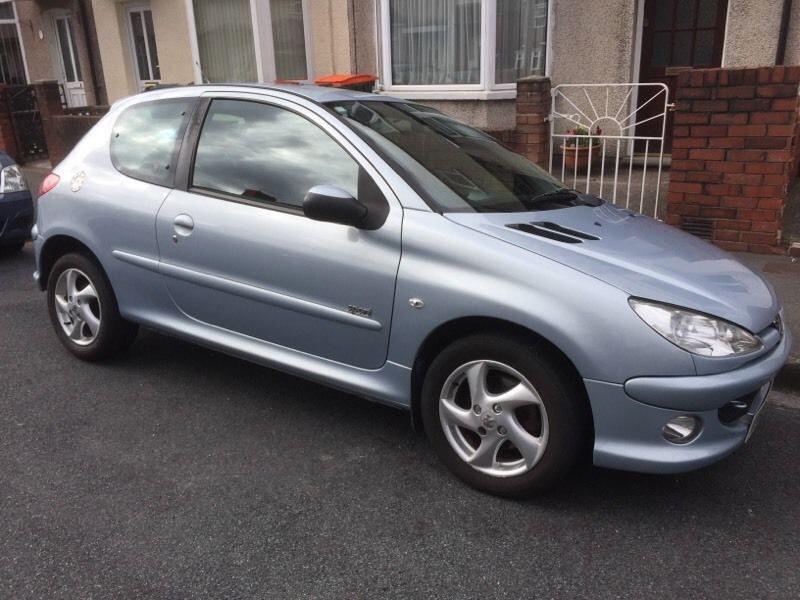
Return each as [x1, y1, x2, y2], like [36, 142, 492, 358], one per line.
[326, 100, 566, 213]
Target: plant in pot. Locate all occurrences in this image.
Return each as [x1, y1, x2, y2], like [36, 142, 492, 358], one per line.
[561, 125, 602, 171]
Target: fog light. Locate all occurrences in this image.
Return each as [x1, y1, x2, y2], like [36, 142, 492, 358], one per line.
[663, 416, 701, 444]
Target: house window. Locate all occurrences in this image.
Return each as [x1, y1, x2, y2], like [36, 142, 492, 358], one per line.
[388, 0, 481, 85]
[381, 0, 549, 95]
[192, 0, 258, 83]
[496, 0, 548, 84]
[270, 0, 308, 80]
[0, 1, 27, 85]
[127, 6, 161, 89]
[189, 0, 311, 84]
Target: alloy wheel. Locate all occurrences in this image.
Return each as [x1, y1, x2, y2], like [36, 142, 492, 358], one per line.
[438, 360, 549, 478]
[53, 268, 102, 346]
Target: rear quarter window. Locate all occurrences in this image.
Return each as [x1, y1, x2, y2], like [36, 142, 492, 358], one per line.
[110, 98, 193, 187]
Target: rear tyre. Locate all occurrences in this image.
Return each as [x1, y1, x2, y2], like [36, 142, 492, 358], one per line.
[46, 252, 138, 361]
[421, 334, 589, 497]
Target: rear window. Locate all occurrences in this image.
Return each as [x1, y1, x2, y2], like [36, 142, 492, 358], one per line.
[110, 98, 193, 186]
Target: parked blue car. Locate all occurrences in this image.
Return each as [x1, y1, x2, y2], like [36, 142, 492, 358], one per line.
[0, 152, 33, 252]
[32, 85, 792, 496]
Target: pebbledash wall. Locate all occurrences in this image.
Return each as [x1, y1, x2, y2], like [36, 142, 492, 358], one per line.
[664, 66, 800, 254]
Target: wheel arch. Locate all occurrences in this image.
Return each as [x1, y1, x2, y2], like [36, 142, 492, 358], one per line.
[409, 316, 593, 436]
[38, 235, 99, 291]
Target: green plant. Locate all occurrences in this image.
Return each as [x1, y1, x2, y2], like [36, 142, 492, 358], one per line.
[564, 125, 601, 148]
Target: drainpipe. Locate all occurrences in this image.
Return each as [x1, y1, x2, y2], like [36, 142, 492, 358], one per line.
[776, 0, 793, 65]
[76, 0, 104, 105]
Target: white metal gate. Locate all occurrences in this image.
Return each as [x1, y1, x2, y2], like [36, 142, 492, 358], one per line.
[548, 83, 669, 218]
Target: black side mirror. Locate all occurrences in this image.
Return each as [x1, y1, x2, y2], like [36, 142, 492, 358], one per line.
[303, 185, 368, 228]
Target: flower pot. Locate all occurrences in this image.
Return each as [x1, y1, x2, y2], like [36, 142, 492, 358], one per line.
[561, 144, 601, 171]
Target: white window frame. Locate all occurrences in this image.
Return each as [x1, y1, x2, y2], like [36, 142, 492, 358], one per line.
[377, 0, 552, 100]
[0, 2, 29, 83]
[125, 3, 160, 91]
[184, 0, 314, 85]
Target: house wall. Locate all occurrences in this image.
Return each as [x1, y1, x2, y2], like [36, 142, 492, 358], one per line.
[349, 0, 377, 74]
[16, 0, 97, 104]
[89, 0, 130, 103]
[787, 0, 800, 64]
[15, 1, 59, 82]
[150, 0, 194, 86]
[90, 0, 195, 104]
[549, 0, 637, 86]
[421, 99, 518, 130]
[309, 0, 354, 77]
[723, 0, 785, 66]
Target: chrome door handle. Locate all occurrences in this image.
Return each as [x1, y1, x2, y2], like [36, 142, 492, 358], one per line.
[172, 214, 194, 241]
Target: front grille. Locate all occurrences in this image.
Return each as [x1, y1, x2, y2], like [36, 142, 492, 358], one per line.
[718, 391, 757, 424]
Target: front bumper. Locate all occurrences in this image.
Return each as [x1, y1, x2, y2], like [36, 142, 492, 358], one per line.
[587, 329, 792, 474]
[0, 191, 34, 245]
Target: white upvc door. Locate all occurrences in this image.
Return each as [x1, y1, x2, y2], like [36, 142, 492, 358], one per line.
[52, 14, 86, 107]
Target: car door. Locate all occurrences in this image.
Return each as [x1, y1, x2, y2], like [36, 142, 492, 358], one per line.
[155, 94, 402, 370]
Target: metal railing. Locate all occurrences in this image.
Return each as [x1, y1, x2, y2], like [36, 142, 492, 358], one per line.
[549, 83, 669, 218]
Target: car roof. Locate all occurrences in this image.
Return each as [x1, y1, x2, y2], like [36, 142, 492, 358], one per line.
[136, 83, 401, 106]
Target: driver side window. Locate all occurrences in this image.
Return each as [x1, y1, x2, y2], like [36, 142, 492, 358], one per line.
[191, 99, 360, 208]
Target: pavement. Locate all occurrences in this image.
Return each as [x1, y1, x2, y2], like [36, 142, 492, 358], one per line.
[2, 241, 800, 599]
[734, 252, 800, 392]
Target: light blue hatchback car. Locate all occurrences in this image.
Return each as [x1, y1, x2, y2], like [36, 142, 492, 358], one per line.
[33, 85, 792, 496]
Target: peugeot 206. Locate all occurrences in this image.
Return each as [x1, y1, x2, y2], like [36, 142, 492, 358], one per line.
[32, 85, 792, 496]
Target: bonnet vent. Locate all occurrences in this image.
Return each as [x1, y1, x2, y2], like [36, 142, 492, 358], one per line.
[507, 222, 600, 244]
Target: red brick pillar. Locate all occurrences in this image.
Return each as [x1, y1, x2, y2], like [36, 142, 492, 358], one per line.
[666, 66, 800, 254]
[33, 80, 65, 165]
[0, 85, 19, 161]
[515, 76, 551, 169]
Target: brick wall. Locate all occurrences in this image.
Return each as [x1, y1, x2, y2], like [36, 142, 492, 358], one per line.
[34, 81, 66, 165]
[666, 66, 800, 254]
[47, 113, 106, 165]
[515, 76, 551, 168]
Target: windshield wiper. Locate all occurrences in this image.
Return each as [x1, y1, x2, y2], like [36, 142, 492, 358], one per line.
[528, 188, 578, 204]
[525, 188, 603, 210]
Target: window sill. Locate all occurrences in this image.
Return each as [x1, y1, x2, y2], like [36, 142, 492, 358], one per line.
[376, 88, 518, 101]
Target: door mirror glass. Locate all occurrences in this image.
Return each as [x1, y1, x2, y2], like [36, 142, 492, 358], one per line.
[303, 185, 368, 228]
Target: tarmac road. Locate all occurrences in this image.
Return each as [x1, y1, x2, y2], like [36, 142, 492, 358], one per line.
[1, 244, 799, 599]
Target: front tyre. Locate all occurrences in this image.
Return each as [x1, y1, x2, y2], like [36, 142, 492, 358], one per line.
[47, 252, 138, 361]
[421, 334, 589, 497]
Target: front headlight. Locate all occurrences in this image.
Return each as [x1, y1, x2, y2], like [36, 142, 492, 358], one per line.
[1, 164, 29, 193]
[629, 298, 762, 357]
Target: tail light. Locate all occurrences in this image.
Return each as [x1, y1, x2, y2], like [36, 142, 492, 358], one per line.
[38, 172, 60, 197]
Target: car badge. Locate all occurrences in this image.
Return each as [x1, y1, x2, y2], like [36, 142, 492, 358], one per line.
[70, 171, 86, 192]
[347, 305, 373, 317]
